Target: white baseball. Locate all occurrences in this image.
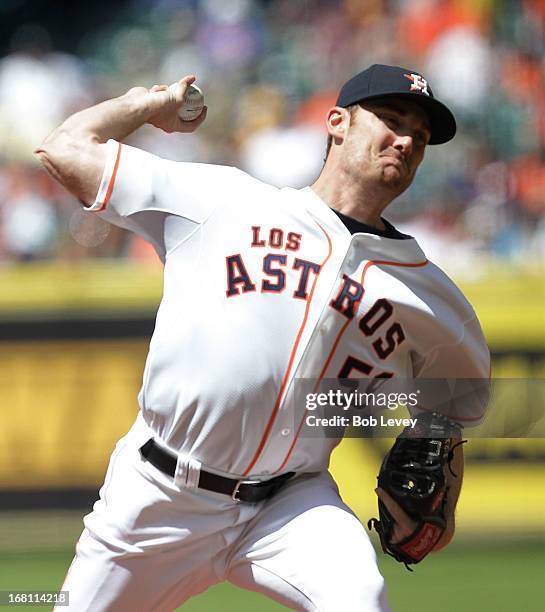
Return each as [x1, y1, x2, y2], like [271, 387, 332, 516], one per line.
[170, 83, 205, 122]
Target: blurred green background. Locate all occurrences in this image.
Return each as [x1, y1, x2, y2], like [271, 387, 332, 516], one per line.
[1, 484, 544, 612]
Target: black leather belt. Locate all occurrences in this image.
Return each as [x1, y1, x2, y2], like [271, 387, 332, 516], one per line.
[139, 438, 295, 503]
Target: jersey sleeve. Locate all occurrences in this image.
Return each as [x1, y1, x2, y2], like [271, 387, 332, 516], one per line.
[86, 139, 242, 261]
[411, 317, 491, 427]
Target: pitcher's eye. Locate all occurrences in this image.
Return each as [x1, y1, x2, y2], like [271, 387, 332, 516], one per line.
[381, 115, 399, 129]
[415, 130, 430, 146]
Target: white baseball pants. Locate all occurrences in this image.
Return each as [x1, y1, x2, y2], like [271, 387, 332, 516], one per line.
[57, 417, 390, 611]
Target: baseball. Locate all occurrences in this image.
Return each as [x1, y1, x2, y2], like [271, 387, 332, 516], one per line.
[178, 83, 205, 121]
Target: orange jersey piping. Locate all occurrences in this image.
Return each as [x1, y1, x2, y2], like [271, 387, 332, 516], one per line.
[241, 221, 333, 477]
[274, 257, 429, 473]
[97, 141, 122, 212]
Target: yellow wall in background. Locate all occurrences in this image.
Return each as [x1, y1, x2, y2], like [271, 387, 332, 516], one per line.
[329, 438, 545, 535]
[2, 338, 544, 490]
[0, 262, 543, 348]
[1, 338, 544, 534]
[0, 340, 145, 488]
[0, 262, 543, 533]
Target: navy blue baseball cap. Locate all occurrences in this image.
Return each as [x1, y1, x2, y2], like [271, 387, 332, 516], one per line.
[336, 64, 456, 145]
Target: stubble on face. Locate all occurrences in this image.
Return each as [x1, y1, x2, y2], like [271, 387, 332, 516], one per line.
[341, 101, 428, 198]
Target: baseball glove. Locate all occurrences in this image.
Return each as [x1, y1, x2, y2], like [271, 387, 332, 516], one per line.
[368, 411, 464, 570]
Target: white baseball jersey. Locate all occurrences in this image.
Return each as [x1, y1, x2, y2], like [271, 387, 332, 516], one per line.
[89, 139, 490, 479]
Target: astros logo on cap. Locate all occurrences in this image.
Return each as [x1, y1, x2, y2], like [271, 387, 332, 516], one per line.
[336, 64, 456, 144]
[404, 73, 429, 96]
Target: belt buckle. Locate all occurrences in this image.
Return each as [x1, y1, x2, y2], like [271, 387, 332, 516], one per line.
[231, 479, 255, 502]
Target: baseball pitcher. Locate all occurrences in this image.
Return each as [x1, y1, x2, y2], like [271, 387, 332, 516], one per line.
[36, 64, 490, 611]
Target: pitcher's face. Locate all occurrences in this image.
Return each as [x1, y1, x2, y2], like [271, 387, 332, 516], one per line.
[340, 99, 431, 196]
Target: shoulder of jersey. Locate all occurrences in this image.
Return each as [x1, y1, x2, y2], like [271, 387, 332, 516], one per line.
[233, 166, 282, 193]
[420, 259, 478, 317]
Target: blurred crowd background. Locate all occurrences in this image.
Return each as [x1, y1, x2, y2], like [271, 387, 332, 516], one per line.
[1, 0, 545, 273]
